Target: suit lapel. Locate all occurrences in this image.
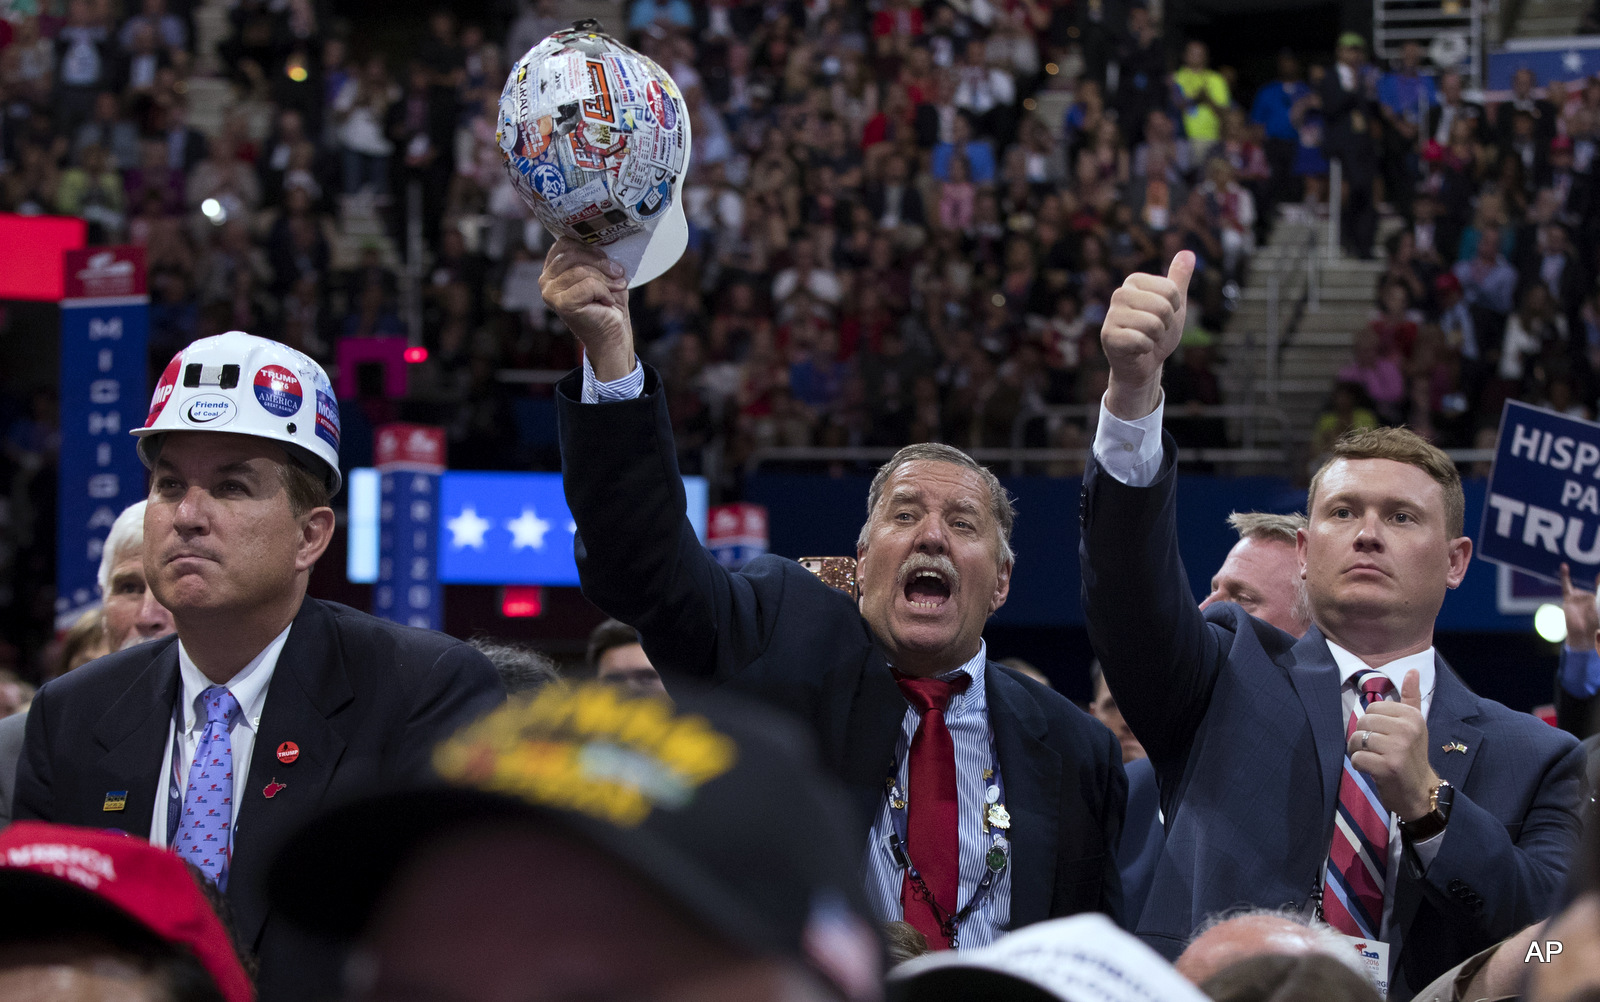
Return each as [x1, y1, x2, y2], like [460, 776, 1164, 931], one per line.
[1286, 627, 1345, 826]
[1391, 657, 1482, 953]
[987, 665, 1061, 929]
[91, 642, 181, 837]
[840, 646, 907, 830]
[228, 600, 352, 949]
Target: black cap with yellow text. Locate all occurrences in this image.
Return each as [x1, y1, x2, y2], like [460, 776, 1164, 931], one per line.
[270, 682, 882, 1001]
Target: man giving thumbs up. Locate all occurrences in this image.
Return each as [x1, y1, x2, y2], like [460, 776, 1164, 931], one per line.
[1079, 253, 1583, 1001]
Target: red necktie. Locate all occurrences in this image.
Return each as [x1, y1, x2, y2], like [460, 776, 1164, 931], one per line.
[897, 674, 970, 950]
[1323, 671, 1395, 938]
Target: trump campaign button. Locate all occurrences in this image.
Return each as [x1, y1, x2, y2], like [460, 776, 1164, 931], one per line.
[276, 741, 300, 765]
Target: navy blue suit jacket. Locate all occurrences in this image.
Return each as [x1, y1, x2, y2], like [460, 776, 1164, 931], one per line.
[15, 598, 506, 1002]
[557, 365, 1127, 927]
[1118, 756, 1163, 932]
[1080, 435, 1583, 999]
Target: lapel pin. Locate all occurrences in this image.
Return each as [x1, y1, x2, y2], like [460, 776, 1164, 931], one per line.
[102, 791, 127, 812]
[263, 779, 287, 799]
[276, 741, 300, 765]
[1442, 741, 1468, 754]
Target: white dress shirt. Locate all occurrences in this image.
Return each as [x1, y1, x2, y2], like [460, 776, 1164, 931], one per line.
[1092, 394, 1443, 937]
[149, 626, 288, 847]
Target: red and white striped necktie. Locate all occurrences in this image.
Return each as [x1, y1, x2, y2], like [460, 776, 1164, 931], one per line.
[1322, 670, 1395, 938]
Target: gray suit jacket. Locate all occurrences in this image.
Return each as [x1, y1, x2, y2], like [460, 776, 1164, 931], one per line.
[0, 711, 25, 828]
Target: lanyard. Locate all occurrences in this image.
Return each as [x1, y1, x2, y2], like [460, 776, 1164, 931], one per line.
[880, 727, 1009, 950]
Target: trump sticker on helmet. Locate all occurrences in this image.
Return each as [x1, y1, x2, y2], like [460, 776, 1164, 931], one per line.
[147, 356, 182, 426]
[253, 365, 303, 418]
[180, 394, 236, 427]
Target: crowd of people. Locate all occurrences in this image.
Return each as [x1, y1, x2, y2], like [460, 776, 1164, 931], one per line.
[1, 5, 1600, 997]
[0, 0, 1590, 502]
[1316, 57, 1600, 456]
[1, 217, 1592, 1002]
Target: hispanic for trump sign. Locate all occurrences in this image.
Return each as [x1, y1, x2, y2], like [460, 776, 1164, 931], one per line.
[1480, 400, 1600, 583]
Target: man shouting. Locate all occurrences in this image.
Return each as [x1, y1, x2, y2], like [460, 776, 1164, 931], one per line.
[543, 239, 1126, 947]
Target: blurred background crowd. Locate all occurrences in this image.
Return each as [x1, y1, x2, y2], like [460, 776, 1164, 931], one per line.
[0, 0, 1597, 683]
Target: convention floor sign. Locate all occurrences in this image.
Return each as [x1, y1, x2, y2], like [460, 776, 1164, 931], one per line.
[1481, 400, 1600, 584]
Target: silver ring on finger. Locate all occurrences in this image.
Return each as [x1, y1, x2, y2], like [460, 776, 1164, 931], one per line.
[1360, 730, 1371, 751]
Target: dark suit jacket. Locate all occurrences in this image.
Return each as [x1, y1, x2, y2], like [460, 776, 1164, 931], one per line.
[15, 598, 505, 1002]
[1080, 435, 1583, 999]
[864, 181, 927, 228]
[1427, 100, 1490, 146]
[557, 365, 1127, 928]
[1117, 755, 1163, 932]
[0, 711, 24, 828]
[1320, 65, 1380, 184]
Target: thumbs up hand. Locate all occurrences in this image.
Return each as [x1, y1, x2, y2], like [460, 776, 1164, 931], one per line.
[1349, 668, 1444, 822]
[1100, 251, 1195, 420]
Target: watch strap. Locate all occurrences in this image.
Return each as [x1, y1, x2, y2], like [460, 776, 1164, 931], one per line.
[1400, 779, 1452, 842]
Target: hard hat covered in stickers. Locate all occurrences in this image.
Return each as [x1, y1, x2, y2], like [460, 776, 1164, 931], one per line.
[132, 332, 343, 495]
[500, 20, 692, 288]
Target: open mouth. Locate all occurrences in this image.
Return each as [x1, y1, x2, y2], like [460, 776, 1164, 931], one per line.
[903, 568, 952, 610]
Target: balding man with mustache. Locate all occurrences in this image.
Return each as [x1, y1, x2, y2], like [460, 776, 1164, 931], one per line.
[543, 237, 1127, 949]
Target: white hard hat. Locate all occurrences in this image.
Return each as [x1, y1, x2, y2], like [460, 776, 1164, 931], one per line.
[132, 332, 342, 495]
[500, 20, 692, 288]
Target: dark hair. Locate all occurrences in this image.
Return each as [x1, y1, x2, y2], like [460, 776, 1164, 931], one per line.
[280, 454, 331, 516]
[586, 618, 641, 672]
[1200, 954, 1380, 1002]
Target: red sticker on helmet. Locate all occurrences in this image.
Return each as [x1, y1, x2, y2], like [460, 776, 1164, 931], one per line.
[254, 365, 303, 418]
[146, 354, 182, 426]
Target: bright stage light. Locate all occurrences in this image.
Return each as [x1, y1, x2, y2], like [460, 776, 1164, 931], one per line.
[1535, 603, 1568, 643]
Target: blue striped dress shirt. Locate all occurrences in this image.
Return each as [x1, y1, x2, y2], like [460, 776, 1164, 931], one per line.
[861, 641, 1011, 948]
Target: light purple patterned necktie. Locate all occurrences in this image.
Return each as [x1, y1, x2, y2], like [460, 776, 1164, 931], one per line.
[177, 685, 241, 890]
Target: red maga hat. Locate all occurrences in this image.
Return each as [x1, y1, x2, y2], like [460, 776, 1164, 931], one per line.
[0, 821, 254, 1002]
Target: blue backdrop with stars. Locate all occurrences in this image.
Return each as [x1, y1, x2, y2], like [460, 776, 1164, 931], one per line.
[435, 472, 707, 585]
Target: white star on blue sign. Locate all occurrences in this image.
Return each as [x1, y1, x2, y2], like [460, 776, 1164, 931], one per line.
[446, 506, 491, 550]
[506, 507, 552, 551]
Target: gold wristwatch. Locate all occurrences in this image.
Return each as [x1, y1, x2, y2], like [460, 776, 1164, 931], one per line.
[1399, 778, 1453, 842]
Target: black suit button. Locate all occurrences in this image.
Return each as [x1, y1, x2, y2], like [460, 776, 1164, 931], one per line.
[1448, 879, 1464, 892]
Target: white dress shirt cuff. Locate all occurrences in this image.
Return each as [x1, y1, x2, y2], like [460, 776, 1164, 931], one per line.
[580, 353, 645, 404]
[1410, 829, 1444, 869]
[1091, 391, 1167, 487]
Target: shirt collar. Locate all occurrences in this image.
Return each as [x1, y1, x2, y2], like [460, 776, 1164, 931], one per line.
[1325, 639, 1435, 700]
[934, 640, 988, 719]
[177, 624, 291, 734]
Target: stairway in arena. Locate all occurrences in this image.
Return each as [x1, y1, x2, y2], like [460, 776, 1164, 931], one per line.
[1219, 210, 1394, 477]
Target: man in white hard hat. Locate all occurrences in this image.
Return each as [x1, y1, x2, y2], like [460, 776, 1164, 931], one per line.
[14, 331, 506, 1002]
